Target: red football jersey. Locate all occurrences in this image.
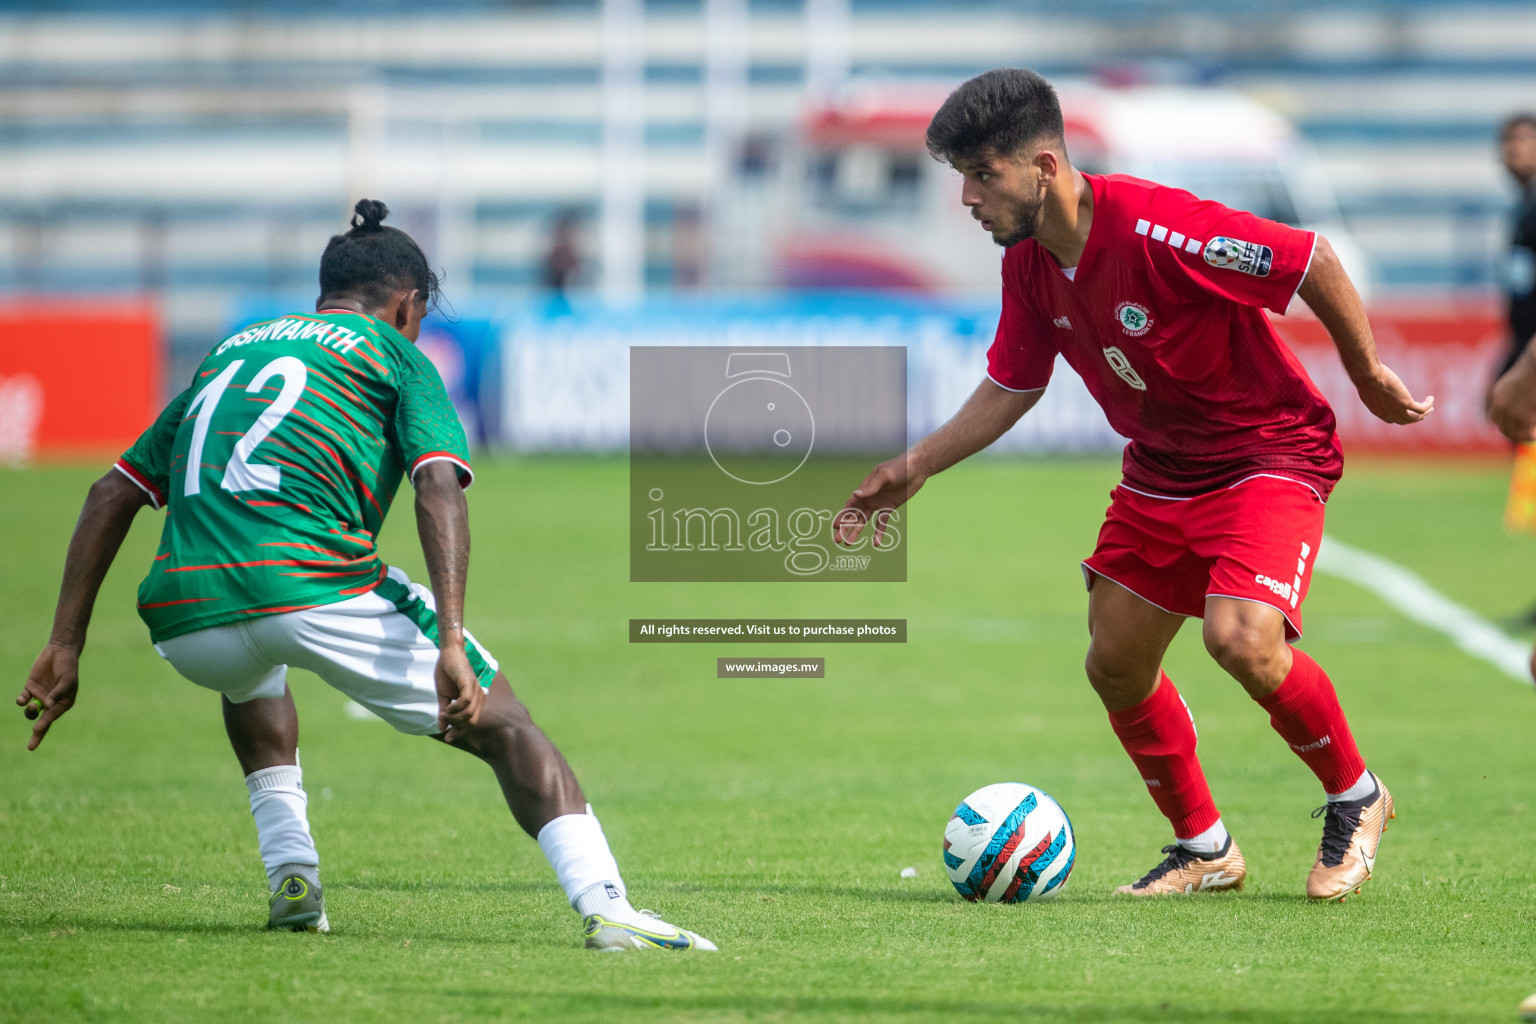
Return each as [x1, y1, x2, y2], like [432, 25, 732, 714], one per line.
[987, 173, 1343, 498]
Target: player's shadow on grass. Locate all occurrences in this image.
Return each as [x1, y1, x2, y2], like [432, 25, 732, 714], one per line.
[748, 881, 956, 905]
[335, 878, 553, 896]
[745, 880, 1319, 908]
[456, 991, 1441, 1024]
[10, 918, 267, 937]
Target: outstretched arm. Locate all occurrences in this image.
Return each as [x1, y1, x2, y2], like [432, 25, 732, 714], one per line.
[413, 461, 481, 742]
[18, 469, 150, 750]
[1298, 235, 1433, 425]
[836, 378, 1044, 546]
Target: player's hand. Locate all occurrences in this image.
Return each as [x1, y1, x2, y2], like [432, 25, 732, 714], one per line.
[17, 643, 80, 751]
[433, 643, 484, 744]
[1489, 361, 1536, 442]
[835, 453, 926, 548]
[1354, 363, 1434, 426]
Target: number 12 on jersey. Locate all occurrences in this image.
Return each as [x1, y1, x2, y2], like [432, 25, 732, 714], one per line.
[183, 356, 309, 497]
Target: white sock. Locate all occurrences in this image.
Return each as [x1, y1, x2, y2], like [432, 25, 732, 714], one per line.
[245, 765, 319, 891]
[1176, 818, 1230, 856]
[1327, 769, 1375, 803]
[536, 805, 639, 922]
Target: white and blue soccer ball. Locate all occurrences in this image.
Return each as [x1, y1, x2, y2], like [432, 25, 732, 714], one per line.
[943, 782, 1075, 903]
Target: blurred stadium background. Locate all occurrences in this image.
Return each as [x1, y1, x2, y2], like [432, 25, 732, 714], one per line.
[1, 0, 1533, 461]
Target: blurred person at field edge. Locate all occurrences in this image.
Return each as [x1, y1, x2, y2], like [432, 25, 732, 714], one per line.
[1486, 258, 1536, 674]
[1487, 115, 1536, 627]
[540, 208, 583, 311]
[1493, 115, 1536, 383]
[1487, 117, 1536, 1023]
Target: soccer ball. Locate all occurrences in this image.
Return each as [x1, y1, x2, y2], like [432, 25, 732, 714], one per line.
[943, 782, 1075, 903]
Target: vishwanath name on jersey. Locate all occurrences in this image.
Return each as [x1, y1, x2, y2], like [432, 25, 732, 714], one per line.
[115, 309, 472, 643]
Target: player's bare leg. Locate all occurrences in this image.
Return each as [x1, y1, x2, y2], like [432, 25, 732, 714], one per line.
[221, 688, 326, 931]
[435, 672, 586, 836]
[1202, 596, 1393, 901]
[1200, 598, 1290, 699]
[222, 689, 298, 775]
[1087, 576, 1246, 895]
[441, 672, 715, 950]
[1085, 575, 1184, 710]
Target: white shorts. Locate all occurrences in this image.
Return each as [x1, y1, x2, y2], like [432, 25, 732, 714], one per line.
[154, 566, 500, 735]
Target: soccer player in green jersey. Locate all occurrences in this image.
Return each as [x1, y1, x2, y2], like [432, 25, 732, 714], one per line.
[16, 200, 714, 952]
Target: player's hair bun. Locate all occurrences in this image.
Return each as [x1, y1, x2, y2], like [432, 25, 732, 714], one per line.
[350, 199, 389, 232]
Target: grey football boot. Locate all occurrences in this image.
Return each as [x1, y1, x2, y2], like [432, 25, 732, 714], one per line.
[267, 865, 329, 933]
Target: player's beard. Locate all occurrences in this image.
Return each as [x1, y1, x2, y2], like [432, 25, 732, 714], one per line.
[989, 191, 1047, 249]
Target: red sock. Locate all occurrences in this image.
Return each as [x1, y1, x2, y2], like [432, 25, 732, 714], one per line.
[1106, 673, 1220, 839]
[1256, 648, 1367, 794]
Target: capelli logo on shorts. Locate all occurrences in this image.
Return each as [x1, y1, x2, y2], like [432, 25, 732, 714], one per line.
[1254, 573, 1293, 600]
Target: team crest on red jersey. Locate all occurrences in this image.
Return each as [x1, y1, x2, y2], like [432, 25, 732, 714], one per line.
[1114, 302, 1152, 337]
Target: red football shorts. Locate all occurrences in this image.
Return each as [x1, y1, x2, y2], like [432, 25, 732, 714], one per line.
[1081, 475, 1326, 640]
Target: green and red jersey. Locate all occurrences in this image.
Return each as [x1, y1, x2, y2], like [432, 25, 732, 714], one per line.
[116, 309, 471, 643]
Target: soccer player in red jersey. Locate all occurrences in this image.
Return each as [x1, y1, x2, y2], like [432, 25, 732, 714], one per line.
[838, 69, 1432, 899]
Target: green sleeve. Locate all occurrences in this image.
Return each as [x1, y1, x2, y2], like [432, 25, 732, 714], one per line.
[391, 344, 473, 488]
[116, 387, 192, 509]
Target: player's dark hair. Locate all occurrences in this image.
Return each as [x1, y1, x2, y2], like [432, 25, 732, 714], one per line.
[1503, 113, 1536, 137]
[318, 199, 442, 313]
[926, 68, 1066, 166]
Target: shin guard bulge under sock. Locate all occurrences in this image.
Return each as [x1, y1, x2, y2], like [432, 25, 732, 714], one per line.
[1106, 673, 1221, 839]
[245, 765, 318, 889]
[1256, 648, 1368, 795]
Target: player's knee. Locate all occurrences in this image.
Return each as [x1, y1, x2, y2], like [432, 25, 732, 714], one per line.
[452, 701, 535, 761]
[1084, 646, 1152, 706]
[1202, 618, 1277, 678]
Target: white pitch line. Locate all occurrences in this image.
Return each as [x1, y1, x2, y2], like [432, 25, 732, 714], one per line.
[1315, 534, 1532, 685]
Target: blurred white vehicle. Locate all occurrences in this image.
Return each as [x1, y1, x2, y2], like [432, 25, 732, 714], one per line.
[768, 79, 1370, 301]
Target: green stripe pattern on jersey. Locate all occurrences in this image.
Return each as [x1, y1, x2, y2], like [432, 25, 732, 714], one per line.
[373, 575, 496, 686]
[120, 310, 472, 643]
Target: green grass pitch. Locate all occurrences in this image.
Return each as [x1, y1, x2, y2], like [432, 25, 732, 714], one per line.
[3, 456, 1535, 1022]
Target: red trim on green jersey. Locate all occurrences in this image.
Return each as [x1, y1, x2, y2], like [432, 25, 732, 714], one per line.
[114, 458, 165, 509]
[167, 556, 373, 573]
[239, 604, 323, 615]
[246, 499, 315, 514]
[340, 566, 388, 594]
[410, 452, 474, 489]
[260, 541, 365, 559]
[138, 597, 221, 609]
